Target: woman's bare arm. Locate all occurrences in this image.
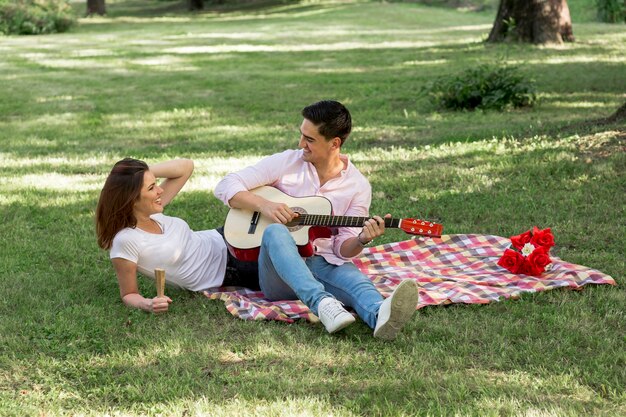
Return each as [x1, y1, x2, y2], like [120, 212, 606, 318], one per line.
[112, 257, 172, 313]
[149, 159, 194, 207]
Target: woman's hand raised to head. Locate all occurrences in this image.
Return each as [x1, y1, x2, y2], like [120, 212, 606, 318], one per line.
[149, 159, 194, 208]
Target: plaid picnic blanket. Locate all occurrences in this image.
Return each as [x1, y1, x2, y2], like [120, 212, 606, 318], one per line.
[203, 234, 617, 323]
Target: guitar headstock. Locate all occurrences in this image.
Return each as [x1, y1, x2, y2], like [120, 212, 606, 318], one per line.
[399, 218, 443, 237]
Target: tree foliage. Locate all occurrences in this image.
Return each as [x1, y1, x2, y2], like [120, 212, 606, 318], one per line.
[423, 64, 537, 111]
[0, 0, 75, 35]
[595, 0, 625, 22]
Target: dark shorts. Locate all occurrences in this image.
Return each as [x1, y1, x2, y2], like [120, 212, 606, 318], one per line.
[216, 227, 261, 290]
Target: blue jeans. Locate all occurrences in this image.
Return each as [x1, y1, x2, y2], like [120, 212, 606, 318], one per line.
[258, 224, 383, 328]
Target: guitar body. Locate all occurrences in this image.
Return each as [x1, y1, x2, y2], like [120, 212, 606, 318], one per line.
[224, 187, 333, 261]
[224, 186, 443, 261]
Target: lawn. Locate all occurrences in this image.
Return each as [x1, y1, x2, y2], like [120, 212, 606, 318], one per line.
[0, 1, 624, 416]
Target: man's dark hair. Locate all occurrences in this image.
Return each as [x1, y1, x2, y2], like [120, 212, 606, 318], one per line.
[301, 100, 352, 145]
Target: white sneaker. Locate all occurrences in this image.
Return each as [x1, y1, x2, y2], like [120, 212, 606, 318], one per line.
[373, 280, 419, 340]
[317, 297, 356, 334]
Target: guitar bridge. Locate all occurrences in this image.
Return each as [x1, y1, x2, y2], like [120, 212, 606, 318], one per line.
[248, 211, 260, 235]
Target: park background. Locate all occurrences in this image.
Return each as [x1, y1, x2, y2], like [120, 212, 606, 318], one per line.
[0, 0, 624, 415]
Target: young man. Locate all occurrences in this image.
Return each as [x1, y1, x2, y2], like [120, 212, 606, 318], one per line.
[214, 100, 418, 340]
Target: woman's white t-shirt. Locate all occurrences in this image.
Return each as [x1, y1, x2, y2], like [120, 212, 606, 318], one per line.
[110, 213, 228, 291]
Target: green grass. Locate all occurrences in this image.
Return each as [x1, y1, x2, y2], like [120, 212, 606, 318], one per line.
[1, 1, 624, 416]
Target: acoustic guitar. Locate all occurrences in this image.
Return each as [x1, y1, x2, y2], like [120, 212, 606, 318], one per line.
[224, 186, 443, 261]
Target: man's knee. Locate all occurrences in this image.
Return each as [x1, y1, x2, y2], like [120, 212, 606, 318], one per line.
[262, 223, 292, 244]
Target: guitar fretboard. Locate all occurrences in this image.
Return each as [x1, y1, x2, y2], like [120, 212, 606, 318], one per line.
[295, 215, 401, 228]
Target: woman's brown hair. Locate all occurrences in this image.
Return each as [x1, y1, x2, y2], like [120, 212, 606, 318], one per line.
[96, 158, 149, 250]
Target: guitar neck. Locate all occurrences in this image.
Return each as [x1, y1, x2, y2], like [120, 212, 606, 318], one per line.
[296, 215, 401, 228]
[294, 214, 443, 237]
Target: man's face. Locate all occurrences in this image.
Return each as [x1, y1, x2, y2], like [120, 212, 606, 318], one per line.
[299, 118, 336, 164]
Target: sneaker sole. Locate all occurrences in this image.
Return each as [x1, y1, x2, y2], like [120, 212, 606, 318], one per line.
[373, 280, 419, 340]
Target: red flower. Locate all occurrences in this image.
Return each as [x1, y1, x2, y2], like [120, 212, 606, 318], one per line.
[518, 259, 533, 276]
[530, 226, 555, 249]
[498, 248, 525, 274]
[499, 226, 554, 277]
[510, 230, 532, 250]
[527, 245, 552, 276]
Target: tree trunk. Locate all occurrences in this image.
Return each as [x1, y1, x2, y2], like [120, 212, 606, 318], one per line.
[188, 0, 204, 11]
[605, 101, 626, 124]
[86, 0, 106, 16]
[487, 0, 574, 44]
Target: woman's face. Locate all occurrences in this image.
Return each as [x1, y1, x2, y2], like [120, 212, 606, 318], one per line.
[133, 170, 163, 217]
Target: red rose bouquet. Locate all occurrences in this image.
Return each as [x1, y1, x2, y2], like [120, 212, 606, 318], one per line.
[498, 226, 555, 276]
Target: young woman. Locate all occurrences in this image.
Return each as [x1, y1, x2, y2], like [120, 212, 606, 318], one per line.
[95, 158, 258, 314]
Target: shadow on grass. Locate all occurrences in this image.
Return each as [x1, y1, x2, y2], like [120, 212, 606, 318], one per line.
[1, 56, 624, 162]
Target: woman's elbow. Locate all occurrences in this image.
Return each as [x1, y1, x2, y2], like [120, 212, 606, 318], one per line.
[182, 159, 194, 176]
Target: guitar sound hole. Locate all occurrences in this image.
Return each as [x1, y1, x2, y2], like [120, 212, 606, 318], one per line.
[286, 207, 307, 232]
